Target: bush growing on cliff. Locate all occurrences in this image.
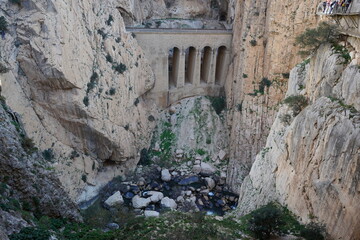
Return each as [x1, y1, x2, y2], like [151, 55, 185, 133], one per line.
[0, 16, 8, 32]
[207, 96, 226, 115]
[295, 22, 339, 56]
[247, 203, 285, 239]
[283, 95, 308, 116]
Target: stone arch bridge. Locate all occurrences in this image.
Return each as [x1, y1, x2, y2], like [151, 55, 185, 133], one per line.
[127, 28, 232, 107]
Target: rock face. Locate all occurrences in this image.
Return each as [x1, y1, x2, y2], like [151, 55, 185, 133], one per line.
[150, 96, 229, 172]
[1, 0, 157, 201]
[0, 101, 81, 234]
[117, 0, 231, 24]
[225, 0, 320, 193]
[236, 43, 360, 240]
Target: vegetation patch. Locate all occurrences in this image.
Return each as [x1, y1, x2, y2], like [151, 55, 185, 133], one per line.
[0, 16, 8, 32]
[112, 63, 127, 74]
[295, 22, 339, 57]
[207, 96, 226, 115]
[283, 95, 308, 116]
[42, 148, 55, 162]
[328, 96, 358, 114]
[239, 203, 325, 240]
[249, 77, 272, 96]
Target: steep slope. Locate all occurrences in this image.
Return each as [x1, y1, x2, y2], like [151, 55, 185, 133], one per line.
[1, 0, 157, 201]
[0, 98, 80, 238]
[226, 0, 321, 193]
[236, 42, 360, 239]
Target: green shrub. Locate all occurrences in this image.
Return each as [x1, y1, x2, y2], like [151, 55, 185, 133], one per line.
[8, 0, 21, 5]
[109, 87, 116, 95]
[250, 39, 257, 46]
[0, 16, 8, 32]
[295, 22, 339, 56]
[106, 54, 113, 63]
[9, 227, 51, 240]
[87, 72, 99, 93]
[0, 62, 9, 73]
[283, 95, 308, 116]
[282, 73, 290, 79]
[113, 63, 127, 74]
[242, 73, 248, 78]
[106, 15, 114, 26]
[331, 43, 351, 64]
[300, 223, 325, 240]
[195, 149, 206, 156]
[249, 78, 272, 96]
[42, 148, 55, 162]
[247, 204, 285, 240]
[83, 96, 89, 106]
[208, 96, 226, 115]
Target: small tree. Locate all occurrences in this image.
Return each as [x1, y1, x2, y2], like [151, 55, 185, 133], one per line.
[283, 95, 308, 116]
[295, 22, 339, 56]
[247, 203, 285, 240]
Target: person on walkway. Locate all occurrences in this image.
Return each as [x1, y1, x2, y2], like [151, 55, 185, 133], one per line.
[326, 0, 332, 14]
[345, 0, 352, 13]
[323, 1, 327, 13]
[330, 1, 338, 13]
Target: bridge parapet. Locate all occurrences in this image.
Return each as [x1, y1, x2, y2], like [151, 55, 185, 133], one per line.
[127, 28, 232, 107]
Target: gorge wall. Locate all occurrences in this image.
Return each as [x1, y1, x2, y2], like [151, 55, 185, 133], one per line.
[0, 0, 157, 201]
[225, 0, 321, 193]
[236, 40, 360, 239]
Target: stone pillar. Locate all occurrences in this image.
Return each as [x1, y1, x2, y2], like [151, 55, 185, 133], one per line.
[162, 52, 169, 91]
[208, 49, 217, 85]
[177, 48, 186, 88]
[193, 49, 202, 87]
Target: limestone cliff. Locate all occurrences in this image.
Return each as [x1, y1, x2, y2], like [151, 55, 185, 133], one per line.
[0, 99, 80, 237]
[117, 0, 230, 25]
[0, 0, 156, 201]
[226, 0, 321, 193]
[235, 41, 360, 239]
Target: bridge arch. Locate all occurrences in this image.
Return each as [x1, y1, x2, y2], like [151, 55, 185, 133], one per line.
[168, 47, 180, 89]
[215, 46, 227, 85]
[201, 46, 212, 84]
[185, 47, 196, 85]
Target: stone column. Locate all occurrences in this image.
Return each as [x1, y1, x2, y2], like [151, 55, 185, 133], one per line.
[208, 48, 217, 85]
[177, 48, 186, 88]
[162, 51, 169, 91]
[193, 49, 202, 87]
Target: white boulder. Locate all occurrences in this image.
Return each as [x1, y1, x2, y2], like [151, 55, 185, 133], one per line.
[148, 191, 164, 203]
[200, 162, 216, 175]
[161, 197, 177, 209]
[132, 195, 151, 209]
[161, 169, 171, 182]
[104, 191, 124, 207]
[144, 210, 160, 217]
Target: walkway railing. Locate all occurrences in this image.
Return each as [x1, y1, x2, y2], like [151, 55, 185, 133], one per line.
[317, 2, 358, 15]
